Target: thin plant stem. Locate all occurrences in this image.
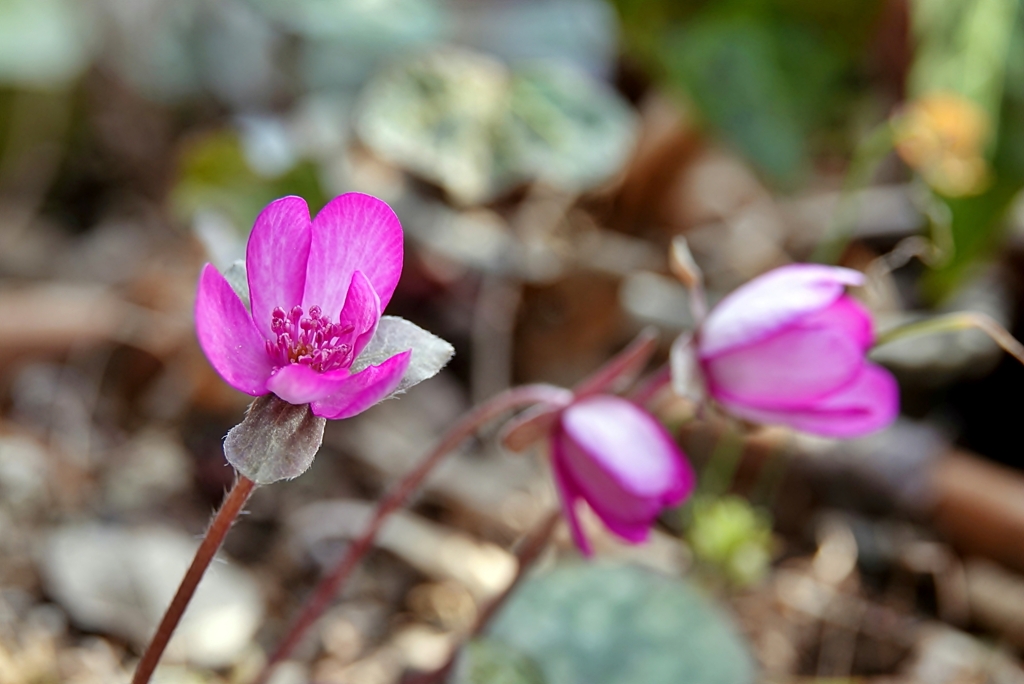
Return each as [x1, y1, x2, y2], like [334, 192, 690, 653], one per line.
[408, 511, 562, 684]
[132, 475, 257, 684]
[572, 327, 659, 399]
[698, 420, 745, 497]
[875, 311, 1024, 368]
[629, 363, 671, 407]
[254, 384, 572, 684]
[748, 434, 794, 511]
[501, 328, 663, 453]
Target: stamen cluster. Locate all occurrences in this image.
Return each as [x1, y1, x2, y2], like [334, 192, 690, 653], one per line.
[266, 305, 354, 372]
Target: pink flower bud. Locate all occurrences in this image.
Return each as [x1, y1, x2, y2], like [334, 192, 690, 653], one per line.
[551, 395, 695, 556]
[696, 264, 899, 437]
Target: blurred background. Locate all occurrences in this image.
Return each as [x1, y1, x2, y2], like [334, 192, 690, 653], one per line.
[3, 0, 1024, 682]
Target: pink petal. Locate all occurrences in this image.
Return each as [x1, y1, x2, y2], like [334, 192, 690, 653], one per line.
[699, 264, 864, 358]
[554, 396, 693, 546]
[550, 448, 593, 556]
[310, 350, 412, 420]
[265, 363, 345, 405]
[303, 193, 404, 320]
[195, 264, 274, 396]
[716, 363, 900, 438]
[246, 196, 312, 339]
[704, 323, 864, 408]
[600, 517, 653, 544]
[338, 270, 381, 359]
[801, 295, 874, 351]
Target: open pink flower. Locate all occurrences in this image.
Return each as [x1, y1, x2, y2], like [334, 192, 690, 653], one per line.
[551, 395, 695, 556]
[195, 193, 413, 420]
[695, 264, 899, 437]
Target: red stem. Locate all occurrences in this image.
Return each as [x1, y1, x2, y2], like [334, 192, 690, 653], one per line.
[407, 511, 562, 684]
[629, 363, 672, 406]
[571, 327, 659, 399]
[132, 475, 257, 684]
[254, 384, 572, 684]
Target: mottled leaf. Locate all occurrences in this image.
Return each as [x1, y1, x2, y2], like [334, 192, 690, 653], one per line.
[455, 638, 547, 684]
[356, 48, 637, 205]
[503, 64, 638, 192]
[457, 562, 756, 684]
[356, 48, 511, 205]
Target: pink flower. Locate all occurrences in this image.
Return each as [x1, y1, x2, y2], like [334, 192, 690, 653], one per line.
[551, 395, 695, 556]
[695, 264, 899, 437]
[195, 193, 413, 420]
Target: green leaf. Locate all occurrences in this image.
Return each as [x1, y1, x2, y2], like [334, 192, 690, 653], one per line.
[662, 16, 807, 183]
[355, 48, 513, 206]
[455, 639, 547, 684]
[921, 174, 1024, 301]
[503, 64, 638, 193]
[355, 49, 638, 205]
[455, 562, 755, 684]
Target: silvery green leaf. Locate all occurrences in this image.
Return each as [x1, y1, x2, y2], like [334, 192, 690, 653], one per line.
[455, 638, 547, 684]
[223, 260, 250, 310]
[224, 395, 325, 485]
[351, 316, 454, 395]
[355, 48, 514, 205]
[502, 63, 638, 192]
[468, 562, 755, 684]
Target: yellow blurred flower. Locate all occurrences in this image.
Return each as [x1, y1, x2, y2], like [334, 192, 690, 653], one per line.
[892, 92, 992, 197]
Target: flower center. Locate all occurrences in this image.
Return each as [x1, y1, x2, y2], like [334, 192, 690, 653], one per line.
[266, 305, 355, 373]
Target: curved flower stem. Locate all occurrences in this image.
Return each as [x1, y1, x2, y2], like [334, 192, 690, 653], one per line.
[132, 475, 257, 684]
[254, 384, 572, 684]
[875, 311, 1024, 368]
[698, 418, 745, 497]
[629, 363, 672, 407]
[572, 327, 659, 399]
[407, 510, 562, 684]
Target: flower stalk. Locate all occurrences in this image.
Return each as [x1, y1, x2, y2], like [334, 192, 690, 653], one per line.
[571, 327, 659, 399]
[407, 510, 562, 684]
[132, 475, 257, 684]
[254, 384, 572, 684]
[875, 310, 1024, 367]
